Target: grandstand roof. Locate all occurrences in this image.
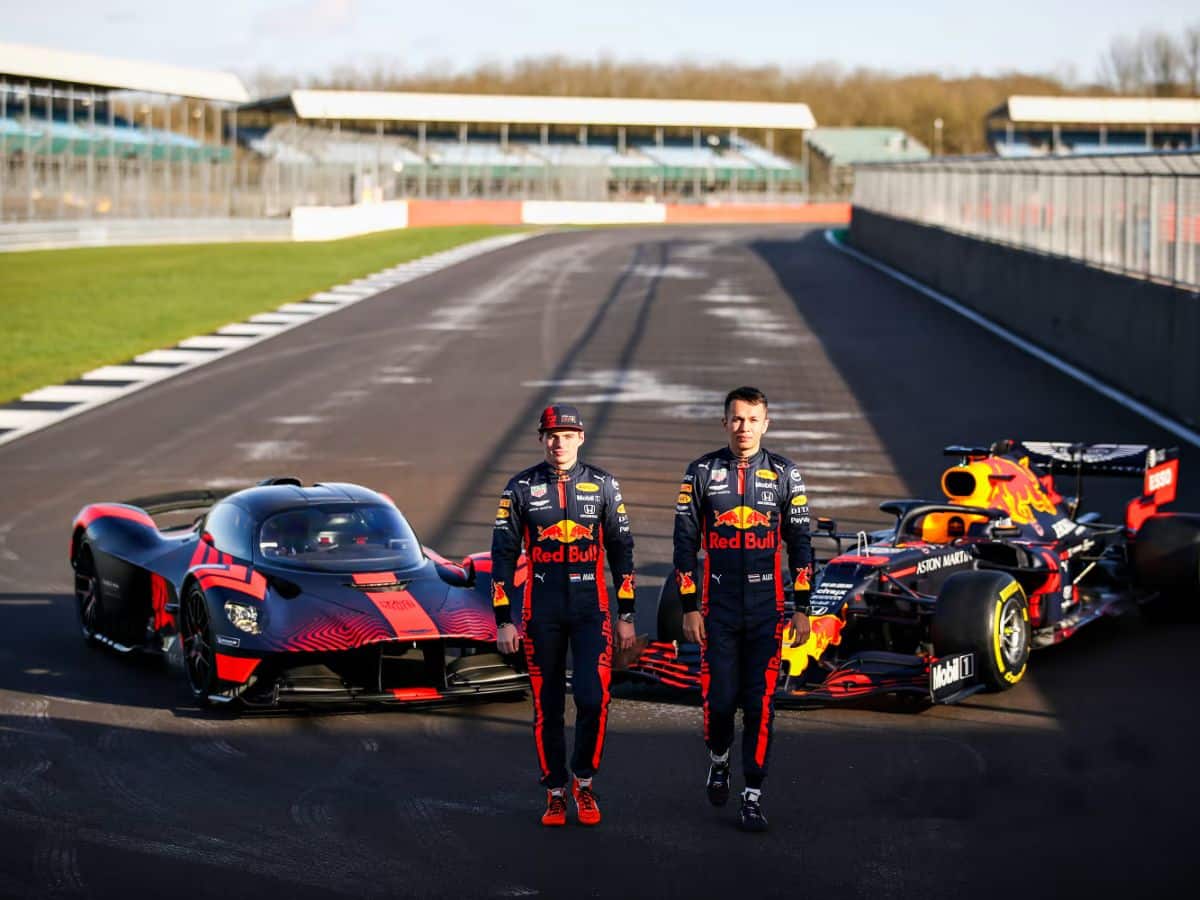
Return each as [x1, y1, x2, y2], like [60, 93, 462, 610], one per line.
[805, 127, 929, 164]
[0, 42, 249, 103]
[249, 90, 816, 130]
[992, 95, 1200, 126]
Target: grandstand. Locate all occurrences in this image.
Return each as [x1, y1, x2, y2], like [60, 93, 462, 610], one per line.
[987, 96, 1200, 158]
[803, 127, 929, 196]
[0, 42, 248, 222]
[1, 43, 820, 223]
[236, 90, 814, 204]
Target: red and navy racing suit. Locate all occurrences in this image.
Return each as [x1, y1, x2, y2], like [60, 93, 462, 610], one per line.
[673, 447, 812, 790]
[492, 461, 635, 789]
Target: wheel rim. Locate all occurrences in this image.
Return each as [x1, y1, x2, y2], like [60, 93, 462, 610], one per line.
[74, 549, 100, 638]
[999, 601, 1027, 666]
[183, 590, 214, 694]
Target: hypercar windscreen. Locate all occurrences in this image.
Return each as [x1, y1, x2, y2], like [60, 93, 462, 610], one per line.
[257, 503, 423, 571]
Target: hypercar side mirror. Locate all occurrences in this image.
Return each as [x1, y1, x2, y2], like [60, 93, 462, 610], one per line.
[817, 517, 837, 533]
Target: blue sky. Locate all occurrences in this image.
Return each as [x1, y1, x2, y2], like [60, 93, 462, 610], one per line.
[4, 0, 1198, 86]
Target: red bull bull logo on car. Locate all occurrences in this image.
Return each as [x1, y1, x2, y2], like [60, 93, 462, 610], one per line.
[781, 614, 845, 676]
[942, 456, 1057, 525]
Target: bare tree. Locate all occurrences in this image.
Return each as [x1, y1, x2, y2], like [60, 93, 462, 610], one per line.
[1183, 23, 1200, 95]
[1143, 31, 1184, 96]
[1098, 35, 1145, 93]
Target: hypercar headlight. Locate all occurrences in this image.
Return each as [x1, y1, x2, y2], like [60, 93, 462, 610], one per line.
[223, 601, 261, 635]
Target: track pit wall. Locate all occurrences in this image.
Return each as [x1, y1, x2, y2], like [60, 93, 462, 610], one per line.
[849, 208, 1200, 428]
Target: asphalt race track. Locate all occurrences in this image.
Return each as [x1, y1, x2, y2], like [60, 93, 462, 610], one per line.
[1, 225, 1198, 898]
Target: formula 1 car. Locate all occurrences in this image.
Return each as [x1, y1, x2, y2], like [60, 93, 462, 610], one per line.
[69, 478, 525, 708]
[628, 441, 1200, 706]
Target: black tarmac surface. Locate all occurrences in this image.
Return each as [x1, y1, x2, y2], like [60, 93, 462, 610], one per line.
[1, 225, 1197, 898]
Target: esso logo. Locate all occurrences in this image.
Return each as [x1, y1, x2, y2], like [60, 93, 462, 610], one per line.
[1148, 466, 1174, 493]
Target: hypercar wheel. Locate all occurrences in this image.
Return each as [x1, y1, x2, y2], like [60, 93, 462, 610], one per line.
[656, 578, 685, 644]
[181, 584, 218, 706]
[73, 543, 102, 646]
[1133, 514, 1200, 594]
[932, 571, 1030, 692]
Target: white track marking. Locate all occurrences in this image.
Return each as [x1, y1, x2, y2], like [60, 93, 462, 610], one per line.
[250, 313, 310, 324]
[218, 323, 287, 336]
[0, 232, 535, 448]
[135, 349, 219, 364]
[275, 302, 335, 315]
[177, 335, 255, 350]
[309, 291, 360, 303]
[825, 229, 1200, 450]
[0, 409, 63, 429]
[81, 365, 176, 382]
[21, 385, 121, 403]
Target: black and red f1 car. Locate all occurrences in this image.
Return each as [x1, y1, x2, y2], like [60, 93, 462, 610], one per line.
[69, 478, 524, 708]
[629, 441, 1200, 706]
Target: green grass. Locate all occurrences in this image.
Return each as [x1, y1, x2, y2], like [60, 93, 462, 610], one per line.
[0, 225, 526, 402]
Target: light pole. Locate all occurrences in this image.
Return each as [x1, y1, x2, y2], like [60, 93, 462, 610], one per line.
[934, 118, 944, 157]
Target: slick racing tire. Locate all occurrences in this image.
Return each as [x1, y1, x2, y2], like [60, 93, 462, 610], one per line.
[1132, 514, 1200, 594]
[181, 584, 220, 707]
[73, 543, 103, 646]
[932, 571, 1030, 692]
[656, 578, 686, 644]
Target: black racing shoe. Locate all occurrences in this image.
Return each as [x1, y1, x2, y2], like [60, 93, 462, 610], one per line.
[706, 760, 731, 807]
[738, 792, 769, 832]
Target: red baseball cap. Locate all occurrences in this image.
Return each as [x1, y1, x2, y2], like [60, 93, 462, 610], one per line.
[538, 405, 585, 433]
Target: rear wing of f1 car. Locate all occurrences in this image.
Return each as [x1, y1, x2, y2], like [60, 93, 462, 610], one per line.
[944, 441, 1179, 531]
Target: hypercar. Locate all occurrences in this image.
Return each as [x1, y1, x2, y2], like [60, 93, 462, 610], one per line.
[628, 441, 1200, 706]
[69, 478, 525, 708]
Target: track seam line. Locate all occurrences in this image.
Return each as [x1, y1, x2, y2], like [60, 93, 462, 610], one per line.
[824, 228, 1200, 451]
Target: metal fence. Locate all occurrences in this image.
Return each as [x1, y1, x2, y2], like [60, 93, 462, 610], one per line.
[852, 151, 1200, 290]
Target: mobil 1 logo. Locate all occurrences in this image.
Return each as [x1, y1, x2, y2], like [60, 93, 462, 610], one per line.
[930, 652, 975, 702]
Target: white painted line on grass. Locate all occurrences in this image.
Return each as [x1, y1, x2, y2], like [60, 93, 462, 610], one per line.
[824, 229, 1200, 451]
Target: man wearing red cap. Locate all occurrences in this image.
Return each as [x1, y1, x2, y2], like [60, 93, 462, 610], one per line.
[492, 404, 637, 827]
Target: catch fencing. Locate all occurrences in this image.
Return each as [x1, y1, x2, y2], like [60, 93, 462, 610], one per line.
[852, 151, 1200, 290]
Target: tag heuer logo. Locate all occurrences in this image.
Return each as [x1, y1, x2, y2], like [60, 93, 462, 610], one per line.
[531, 484, 547, 498]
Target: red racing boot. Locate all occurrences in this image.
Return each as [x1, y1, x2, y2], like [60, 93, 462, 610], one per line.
[572, 777, 602, 826]
[542, 789, 567, 827]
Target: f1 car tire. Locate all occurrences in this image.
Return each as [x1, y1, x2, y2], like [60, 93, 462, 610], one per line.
[181, 584, 220, 707]
[656, 578, 685, 644]
[932, 571, 1030, 692]
[73, 543, 102, 646]
[1132, 514, 1200, 593]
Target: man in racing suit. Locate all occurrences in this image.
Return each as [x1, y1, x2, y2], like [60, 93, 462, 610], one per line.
[674, 386, 812, 832]
[492, 404, 636, 827]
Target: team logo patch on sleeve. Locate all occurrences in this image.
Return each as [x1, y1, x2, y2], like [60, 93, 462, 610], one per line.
[791, 494, 807, 506]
